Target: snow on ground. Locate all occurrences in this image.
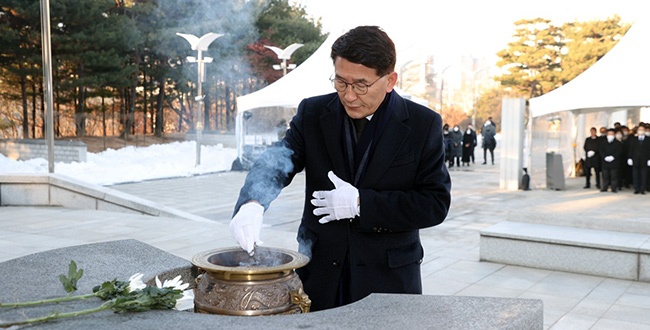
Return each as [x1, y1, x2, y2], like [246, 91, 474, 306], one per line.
[0, 141, 237, 186]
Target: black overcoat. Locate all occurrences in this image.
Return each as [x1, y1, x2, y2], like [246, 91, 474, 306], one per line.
[599, 139, 623, 170]
[449, 130, 463, 157]
[629, 137, 650, 167]
[235, 92, 452, 311]
[462, 130, 477, 162]
[583, 137, 601, 169]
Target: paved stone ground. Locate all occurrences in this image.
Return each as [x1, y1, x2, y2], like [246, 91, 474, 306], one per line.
[2, 156, 650, 329]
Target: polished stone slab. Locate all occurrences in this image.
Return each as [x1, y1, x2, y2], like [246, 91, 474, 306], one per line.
[0, 240, 543, 330]
[480, 221, 650, 281]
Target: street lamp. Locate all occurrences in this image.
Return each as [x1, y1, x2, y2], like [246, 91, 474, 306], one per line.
[439, 65, 454, 118]
[472, 66, 491, 127]
[39, 0, 55, 173]
[264, 43, 304, 76]
[398, 60, 415, 90]
[176, 32, 223, 166]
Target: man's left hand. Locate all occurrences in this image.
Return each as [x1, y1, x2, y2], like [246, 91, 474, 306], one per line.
[311, 171, 359, 224]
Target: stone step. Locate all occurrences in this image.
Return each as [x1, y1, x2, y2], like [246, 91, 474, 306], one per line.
[480, 221, 650, 281]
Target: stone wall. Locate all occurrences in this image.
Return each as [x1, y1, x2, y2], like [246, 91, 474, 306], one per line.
[184, 132, 237, 148]
[0, 139, 87, 163]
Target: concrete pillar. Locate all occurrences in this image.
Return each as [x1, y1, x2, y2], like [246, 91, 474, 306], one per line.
[499, 98, 526, 190]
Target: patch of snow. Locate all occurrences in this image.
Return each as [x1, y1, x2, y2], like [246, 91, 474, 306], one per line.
[0, 141, 237, 186]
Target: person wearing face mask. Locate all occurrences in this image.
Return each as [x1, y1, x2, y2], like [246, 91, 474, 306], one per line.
[461, 124, 477, 166]
[449, 125, 463, 167]
[614, 129, 626, 191]
[628, 125, 650, 194]
[583, 127, 601, 189]
[482, 118, 497, 165]
[599, 129, 623, 193]
[620, 126, 633, 189]
[598, 127, 608, 140]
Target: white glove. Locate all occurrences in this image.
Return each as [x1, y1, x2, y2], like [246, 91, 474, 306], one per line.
[587, 150, 595, 158]
[230, 202, 264, 255]
[628, 159, 633, 166]
[311, 171, 359, 224]
[647, 160, 650, 167]
[604, 156, 614, 163]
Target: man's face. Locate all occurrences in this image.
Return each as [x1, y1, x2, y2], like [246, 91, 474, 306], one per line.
[600, 128, 607, 136]
[590, 129, 597, 137]
[333, 57, 397, 119]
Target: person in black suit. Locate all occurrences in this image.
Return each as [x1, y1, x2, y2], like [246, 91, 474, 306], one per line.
[230, 26, 451, 311]
[628, 125, 650, 194]
[583, 127, 601, 189]
[449, 125, 463, 167]
[462, 125, 477, 166]
[599, 129, 623, 193]
[620, 126, 633, 189]
[482, 119, 497, 165]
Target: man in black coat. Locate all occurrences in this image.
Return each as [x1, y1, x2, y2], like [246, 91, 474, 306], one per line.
[599, 129, 623, 193]
[482, 119, 497, 165]
[628, 125, 650, 194]
[620, 126, 633, 189]
[230, 26, 452, 311]
[583, 127, 601, 189]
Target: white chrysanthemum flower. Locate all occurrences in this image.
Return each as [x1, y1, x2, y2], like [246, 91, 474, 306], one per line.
[127, 273, 146, 292]
[174, 289, 194, 311]
[156, 275, 189, 291]
[154, 275, 194, 311]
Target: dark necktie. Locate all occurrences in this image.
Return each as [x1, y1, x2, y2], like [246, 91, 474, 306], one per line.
[353, 118, 369, 141]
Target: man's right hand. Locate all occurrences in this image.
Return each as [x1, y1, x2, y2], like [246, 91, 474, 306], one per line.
[230, 202, 264, 255]
[628, 158, 633, 166]
[587, 150, 595, 158]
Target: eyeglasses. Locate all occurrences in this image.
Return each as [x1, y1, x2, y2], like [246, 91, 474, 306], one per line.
[330, 74, 387, 95]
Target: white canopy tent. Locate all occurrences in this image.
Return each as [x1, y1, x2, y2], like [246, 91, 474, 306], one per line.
[527, 16, 650, 187]
[234, 33, 429, 166]
[236, 35, 337, 114]
[234, 34, 336, 163]
[530, 16, 650, 118]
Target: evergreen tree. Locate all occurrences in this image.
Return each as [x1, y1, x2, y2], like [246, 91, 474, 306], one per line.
[495, 18, 564, 98]
[0, 1, 42, 138]
[560, 16, 630, 84]
[495, 17, 630, 99]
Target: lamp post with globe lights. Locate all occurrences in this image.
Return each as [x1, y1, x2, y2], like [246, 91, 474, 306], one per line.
[176, 32, 223, 166]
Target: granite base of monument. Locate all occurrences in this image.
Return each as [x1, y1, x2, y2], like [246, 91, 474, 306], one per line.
[0, 240, 543, 329]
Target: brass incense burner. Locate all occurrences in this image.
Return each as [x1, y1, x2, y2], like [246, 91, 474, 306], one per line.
[192, 246, 311, 316]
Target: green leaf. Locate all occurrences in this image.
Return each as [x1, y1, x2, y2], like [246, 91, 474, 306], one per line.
[93, 279, 132, 300]
[59, 260, 84, 294]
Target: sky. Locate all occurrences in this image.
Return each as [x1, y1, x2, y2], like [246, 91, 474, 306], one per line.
[294, 0, 643, 71]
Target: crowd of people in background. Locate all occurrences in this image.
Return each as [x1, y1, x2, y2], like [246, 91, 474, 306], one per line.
[583, 122, 650, 194]
[443, 117, 497, 168]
